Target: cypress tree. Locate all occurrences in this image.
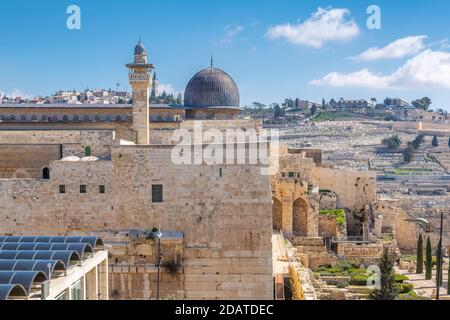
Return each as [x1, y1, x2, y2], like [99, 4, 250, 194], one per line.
[416, 235, 424, 274]
[432, 135, 439, 147]
[371, 247, 398, 300]
[436, 239, 443, 286]
[425, 237, 432, 280]
[448, 259, 450, 294]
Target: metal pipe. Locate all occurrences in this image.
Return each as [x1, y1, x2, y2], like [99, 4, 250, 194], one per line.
[156, 235, 161, 301]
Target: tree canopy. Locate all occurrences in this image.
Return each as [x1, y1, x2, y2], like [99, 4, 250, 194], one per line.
[411, 97, 432, 110]
[382, 135, 401, 150]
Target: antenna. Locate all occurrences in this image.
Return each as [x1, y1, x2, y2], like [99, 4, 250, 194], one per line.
[210, 55, 214, 68]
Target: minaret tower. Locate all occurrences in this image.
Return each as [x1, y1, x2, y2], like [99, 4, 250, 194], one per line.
[126, 38, 153, 144]
[151, 72, 158, 101]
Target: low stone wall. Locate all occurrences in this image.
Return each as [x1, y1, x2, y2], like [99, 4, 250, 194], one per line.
[337, 242, 384, 261]
[292, 237, 324, 247]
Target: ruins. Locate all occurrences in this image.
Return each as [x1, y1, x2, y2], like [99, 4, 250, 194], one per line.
[1, 40, 446, 300]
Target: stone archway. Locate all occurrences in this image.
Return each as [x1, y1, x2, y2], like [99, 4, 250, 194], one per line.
[272, 197, 282, 231]
[293, 197, 308, 236]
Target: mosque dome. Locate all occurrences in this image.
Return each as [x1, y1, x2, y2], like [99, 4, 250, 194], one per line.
[184, 67, 240, 108]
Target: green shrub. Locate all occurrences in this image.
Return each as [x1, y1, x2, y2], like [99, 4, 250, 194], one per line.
[347, 268, 366, 275]
[319, 209, 346, 225]
[397, 291, 430, 300]
[350, 274, 369, 286]
[314, 265, 346, 276]
[336, 260, 357, 271]
[394, 274, 409, 283]
[396, 283, 414, 294]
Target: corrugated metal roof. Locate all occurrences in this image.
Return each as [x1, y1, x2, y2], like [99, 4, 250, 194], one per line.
[0, 235, 104, 300]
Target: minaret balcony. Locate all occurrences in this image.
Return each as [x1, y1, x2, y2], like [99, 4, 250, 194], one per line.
[129, 73, 151, 81]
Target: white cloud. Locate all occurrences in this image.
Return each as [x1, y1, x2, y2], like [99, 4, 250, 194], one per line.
[221, 25, 244, 43]
[311, 69, 390, 89]
[266, 7, 360, 48]
[311, 50, 450, 90]
[351, 35, 428, 60]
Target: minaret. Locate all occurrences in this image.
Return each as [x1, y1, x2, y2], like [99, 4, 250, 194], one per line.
[126, 39, 153, 144]
[151, 72, 158, 101]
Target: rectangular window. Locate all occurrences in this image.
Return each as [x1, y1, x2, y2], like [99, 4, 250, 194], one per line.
[99, 185, 105, 194]
[289, 172, 294, 178]
[59, 185, 66, 194]
[80, 185, 87, 194]
[152, 185, 163, 203]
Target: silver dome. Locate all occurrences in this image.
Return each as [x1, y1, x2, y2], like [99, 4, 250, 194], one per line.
[184, 67, 240, 108]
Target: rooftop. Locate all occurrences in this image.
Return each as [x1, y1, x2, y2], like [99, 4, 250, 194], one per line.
[0, 236, 105, 300]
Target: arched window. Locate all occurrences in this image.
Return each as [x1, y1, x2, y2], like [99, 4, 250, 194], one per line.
[42, 167, 50, 180]
[105, 115, 112, 122]
[73, 115, 80, 121]
[115, 115, 122, 122]
[94, 115, 101, 121]
[31, 115, 37, 121]
[10, 115, 16, 121]
[20, 115, 27, 121]
[84, 146, 92, 157]
[52, 115, 59, 121]
[0, 115, 5, 120]
[83, 115, 90, 121]
[63, 115, 69, 121]
[41, 115, 48, 121]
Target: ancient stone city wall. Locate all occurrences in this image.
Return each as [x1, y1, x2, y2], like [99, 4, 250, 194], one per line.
[0, 142, 273, 300]
[311, 167, 377, 211]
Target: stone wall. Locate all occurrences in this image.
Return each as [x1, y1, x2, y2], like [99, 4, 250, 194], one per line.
[0, 144, 61, 178]
[319, 191, 337, 210]
[318, 216, 340, 238]
[0, 130, 114, 159]
[0, 142, 273, 300]
[336, 242, 384, 262]
[311, 167, 377, 212]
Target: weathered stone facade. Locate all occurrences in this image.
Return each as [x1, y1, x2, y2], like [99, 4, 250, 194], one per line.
[0, 138, 273, 300]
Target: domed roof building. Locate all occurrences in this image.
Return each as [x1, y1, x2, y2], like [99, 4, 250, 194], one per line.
[184, 67, 239, 108]
[183, 62, 241, 120]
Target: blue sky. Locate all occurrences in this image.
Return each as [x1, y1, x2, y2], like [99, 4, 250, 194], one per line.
[1, 0, 450, 109]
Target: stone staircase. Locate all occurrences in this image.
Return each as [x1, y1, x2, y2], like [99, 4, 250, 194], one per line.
[292, 237, 338, 269]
